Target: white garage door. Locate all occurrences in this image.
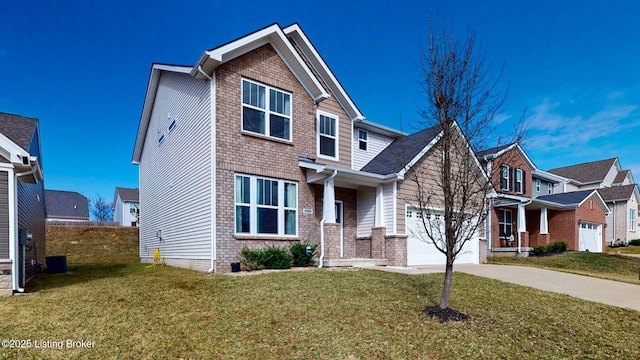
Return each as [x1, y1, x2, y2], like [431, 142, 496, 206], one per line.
[406, 207, 479, 266]
[579, 222, 602, 252]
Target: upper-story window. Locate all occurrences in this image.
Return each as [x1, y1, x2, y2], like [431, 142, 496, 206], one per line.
[536, 179, 541, 192]
[548, 183, 553, 195]
[358, 130, 368, 151]
[500, 165, 509, 190]
[242, 79, 291, 141]
[317, 111, 338, 160]
[129, 203, 139, 215]
[515, 169, 523, 193]
[631, 209, 636, 231]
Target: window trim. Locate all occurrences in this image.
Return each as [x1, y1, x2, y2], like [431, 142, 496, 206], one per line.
[241, 78, 292, 142]
[536, 179, 541, 192]
[500, 165, 510, 190]
[548, 183, 553, 195]
[358, 129, 368, 151]
[234, 174, 298, 237]
[631, 209, 636, 232]
[317, 110, 339, 161]
[515, 168, 523, 194]
[498, 209, 513, 238]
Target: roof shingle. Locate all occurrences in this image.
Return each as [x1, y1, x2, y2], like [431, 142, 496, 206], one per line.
[45, 190, 89, 220]
[597, 184, 638, 202]
[0, 112, 37, 151]
[547, 158, 617, 184]
[115, 187, 139, 202]
[536, 190, 595, 206]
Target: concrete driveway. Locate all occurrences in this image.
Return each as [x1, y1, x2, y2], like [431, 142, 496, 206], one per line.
[359, 264, 640, 312]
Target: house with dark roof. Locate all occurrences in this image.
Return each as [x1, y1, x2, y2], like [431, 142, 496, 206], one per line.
[132, 24, 489, 272]
[548, 157, 638, 245]
[45, 190, 89, 222]
[112, 187, 139, 227]
[478, 143, 609, 254]
[0, 112, 46, 293]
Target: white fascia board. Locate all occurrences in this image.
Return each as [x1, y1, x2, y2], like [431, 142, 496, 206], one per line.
[532, 169, 567, 184]
[489, 143, 536, 171]
[451, 122, 492, 184]
[132, 64, 192, 164]
[191, 24, 328, 102]
[0, 133, 30, 164]
[299, 160, 399, 185]
[397, 131, 444, 178]
[283, 24, 364, 121]
[354, 118, 407, 138]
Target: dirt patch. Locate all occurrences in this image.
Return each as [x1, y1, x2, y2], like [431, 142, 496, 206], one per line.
[422, 305, 471, 323]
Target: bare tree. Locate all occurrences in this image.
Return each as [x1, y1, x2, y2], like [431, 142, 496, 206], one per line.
[91, 194, 113, 222]
[409, 20, 524, 317]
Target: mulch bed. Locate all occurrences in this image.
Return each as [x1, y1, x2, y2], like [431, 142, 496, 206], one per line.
[422, 306, 471, 323]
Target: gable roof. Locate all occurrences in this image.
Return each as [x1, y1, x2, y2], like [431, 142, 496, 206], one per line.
[115, 187, 139, 203]
[0, 112, 37, 150]
[547, 158, 618, 184]
[476, 142, 537, 171]
[45, 190, 89, 220]
[536, 190, 596, 206]
[597, 184, 639, 202]
[613, 169, 631, 185]
[360, 125, 442, 175]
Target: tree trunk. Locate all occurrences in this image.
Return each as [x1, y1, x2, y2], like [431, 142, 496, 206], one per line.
[439, 260, 453, 309]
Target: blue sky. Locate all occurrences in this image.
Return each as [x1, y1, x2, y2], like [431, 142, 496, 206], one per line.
[1, 0, 639, 205]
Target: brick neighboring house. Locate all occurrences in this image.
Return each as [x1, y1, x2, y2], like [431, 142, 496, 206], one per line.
[45, 190, 89, 222]
[0, 112, 46, 293]
[112, 187, 139, 227]
[478, 143, 609, 254]
[548, 158, 639, 245]
[132, 23, 488, 272]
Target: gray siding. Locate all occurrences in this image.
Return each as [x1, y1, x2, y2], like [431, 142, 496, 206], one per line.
[352, 127, 395, 170]
[17, 175, 46, 281]
[139, 71, 212, 262]
[356, 186, 376, 237]
[532, 178, 555, 198]
[0, 171, 8, 259]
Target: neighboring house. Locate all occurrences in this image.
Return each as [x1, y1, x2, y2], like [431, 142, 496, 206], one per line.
[45, 190, 89, 222]
[113, 187, 139, 227]
[132, 23, 488, 272]
[0, 112, 46, 293]
[548, 158, 639, 245]
[478, 143, 609, 254]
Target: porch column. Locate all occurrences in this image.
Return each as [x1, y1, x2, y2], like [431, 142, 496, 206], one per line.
[374, 185, 383, 227]
[517, 204, 527, 233]
[540, 207, 548, 234]
[323, 176, 336, 223]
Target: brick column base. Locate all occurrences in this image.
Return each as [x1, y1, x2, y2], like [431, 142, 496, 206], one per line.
[371, 227, 386, 259]
[323, 223, 342, 260]
[478, 238, 488, 264]
[519, 231, 530, 248]
[385, 234, 408, 267]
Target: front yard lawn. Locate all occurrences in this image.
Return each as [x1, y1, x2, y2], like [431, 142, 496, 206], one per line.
[1, 262, 639, 359]
[607, 245, 640, 254]
[490, 252, 640, 284]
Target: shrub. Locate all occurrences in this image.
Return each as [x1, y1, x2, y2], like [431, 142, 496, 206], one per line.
[629, 239, 640, 246]
[290, 241, 318, 267]
[238, 245, 293, 270]
[262, 246, 293, 269]
[530, 241, 568, 256]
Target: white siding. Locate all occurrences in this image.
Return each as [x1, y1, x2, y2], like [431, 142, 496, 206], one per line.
[113, 194, 123, 225]
[139, 71, 212, 261]
[383, 182, 395, 235]
[357, 186, 376, 237]
[352, 127, 395, 170]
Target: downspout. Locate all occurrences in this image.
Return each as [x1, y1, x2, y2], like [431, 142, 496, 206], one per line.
[198, 66, 217, 273]
[612, 200, 616, 246]
[318, 170, 338, 268]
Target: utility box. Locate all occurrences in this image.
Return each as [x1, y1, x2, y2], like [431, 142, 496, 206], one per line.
[46, 256, 68, 274]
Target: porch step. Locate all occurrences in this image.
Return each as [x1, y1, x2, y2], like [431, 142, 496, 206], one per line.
[321, 258, 388, 267]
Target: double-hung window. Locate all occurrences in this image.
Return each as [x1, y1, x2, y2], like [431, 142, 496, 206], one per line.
[242, 79, 291, 141]
[498, 209, 512, 238]
[515, 169, 523, 193]
[129, 203, 139, 215]
[358, 130, 368, 151]
[500, 165, 510, 190]
[235, 174, 297, 236]
[318, 111, 338, 159]
[631, 209, 636, 231]
[548, 183, 553, 195]
[536, 179, 541, 193]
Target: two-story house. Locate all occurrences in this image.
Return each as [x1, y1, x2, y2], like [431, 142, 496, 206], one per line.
[112, 187, 139, 227]
[132, 23, 488, 272]
[548, 158, 639, 245]
[0, 112, 46, 293]
[479, 143, 609, 254]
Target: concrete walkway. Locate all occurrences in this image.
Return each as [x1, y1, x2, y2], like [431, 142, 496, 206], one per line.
[358, 264, 640, 312]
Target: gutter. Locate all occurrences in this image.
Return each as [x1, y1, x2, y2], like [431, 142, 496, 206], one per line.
[198, 66, 218, 273]
[318, 170, 338, 268]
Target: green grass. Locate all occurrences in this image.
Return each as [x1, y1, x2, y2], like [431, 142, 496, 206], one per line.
[2, 228, 638, 359]
[490, 252, 640, 284]
[607, 245, 640, 254]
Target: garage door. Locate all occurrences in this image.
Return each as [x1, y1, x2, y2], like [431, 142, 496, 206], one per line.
[406, 207, 479, 266]
[579, 222, 602, 252]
